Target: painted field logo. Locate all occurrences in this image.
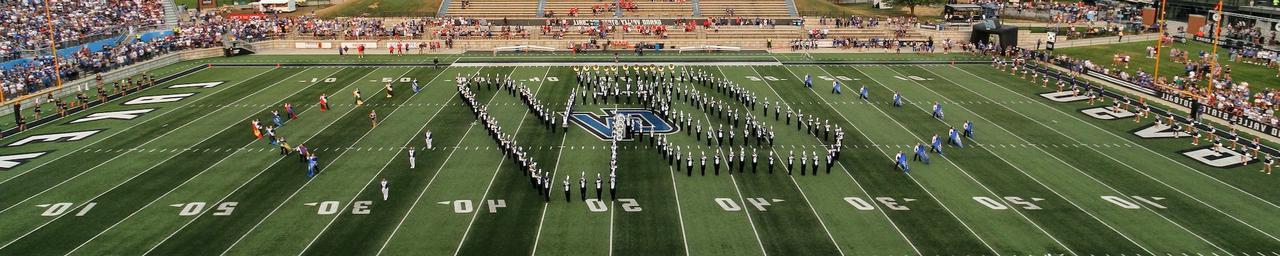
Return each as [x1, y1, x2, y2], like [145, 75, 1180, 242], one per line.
[571, 108, 677, 140]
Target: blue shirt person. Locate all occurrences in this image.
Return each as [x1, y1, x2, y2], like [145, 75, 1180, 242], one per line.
[804, 74, 813, 88]
[948, 128, 964, 148]
[859, 86, 868, 99]
[932, 102, 944, 119]
[963, 120, 974, 138]
[892, 92, 902, 107]
[272, 110, 284, 127]
[931, 134, 944, 155]
[306, 154, 319, 177]
[895, 152, 910, 173]
[913, 143, 930, 164]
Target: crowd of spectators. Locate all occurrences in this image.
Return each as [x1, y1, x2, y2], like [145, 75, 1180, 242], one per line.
[1215, 19, 1280, 47]
[2, 11, 291, 100]
[1035, 41, 1280, 127]
[813, 15, 918, 29]
[534, 17, 782, 40]
[3, 7, 927, 99]
[0, 0, 165, 60]
[790, 37, 934, 52]
[947, 39, 1280, 129]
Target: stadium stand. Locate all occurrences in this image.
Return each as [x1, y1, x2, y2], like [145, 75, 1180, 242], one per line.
[542, 0, 619, 18]
[698, 0, 792, 18]
[0, 0, 165, 60]
[444, 0, 540, 18]
[619, 0, 695, 18]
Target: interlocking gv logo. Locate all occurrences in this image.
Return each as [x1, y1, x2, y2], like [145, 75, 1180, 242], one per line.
[571, 108, 678, 140]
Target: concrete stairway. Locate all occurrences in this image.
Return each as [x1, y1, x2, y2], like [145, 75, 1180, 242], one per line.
[161, 0, 179, 26]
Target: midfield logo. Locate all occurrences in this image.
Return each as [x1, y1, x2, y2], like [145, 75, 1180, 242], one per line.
[570, 108, 677, 141]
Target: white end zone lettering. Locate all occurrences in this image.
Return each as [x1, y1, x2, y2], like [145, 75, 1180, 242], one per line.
[0, 151, 49, 170]
[124, 93, 195, 105]
[69, 109, 155, 124]
[7, 130, 101, 147]
[167, 81, 224, 89]
[1081, 106, 1135, 120]
[1131, 124, 1190, 139]
[1038, 91, 1090, 103]
[1181, 147, 1255, 168]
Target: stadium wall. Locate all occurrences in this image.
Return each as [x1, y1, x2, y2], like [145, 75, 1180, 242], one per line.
[0, 28, 1001, 117]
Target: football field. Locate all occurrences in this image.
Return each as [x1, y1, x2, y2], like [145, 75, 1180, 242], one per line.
[1, 56, 1279, 256]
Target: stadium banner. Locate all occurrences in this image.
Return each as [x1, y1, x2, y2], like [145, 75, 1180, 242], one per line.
[383, 42, 420, 49]
[1155, 91, 1280, 137]
[1193, 35, 1216, 44]
[340, 42, 379, 49]
[571, 19, 663, 26]
[1081, 66, 1280, 138]
[294, 42, 334, 49]
[1185, 36, 1277, 59]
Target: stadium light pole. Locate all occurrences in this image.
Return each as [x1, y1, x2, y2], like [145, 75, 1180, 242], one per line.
[41, 0, 65, 97]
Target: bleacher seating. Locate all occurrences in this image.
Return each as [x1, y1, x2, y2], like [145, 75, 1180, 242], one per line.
[703, 27, 800, 39]
[621, 0, 695, 17]
[542, 0, 616, 18]
[446, 0, 540, 18]
[698, 0, 791, 17]
[819, 28, 929, 41]
[445, 0, 784, 19]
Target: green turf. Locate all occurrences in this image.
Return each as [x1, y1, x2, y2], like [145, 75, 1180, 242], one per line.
[1, 58, 1278, 255]
[1054, 40, 1280, 91]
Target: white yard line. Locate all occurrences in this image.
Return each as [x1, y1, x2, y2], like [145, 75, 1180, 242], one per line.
[608, 198, 616, 256]
[849, 65, 1081, 255]
[452, 66, 549, 256]
[769, 64, 1001, 255]
[947, 65, 1270, 250]
[0, 67, 305, 250]
[527, 132, 569, 256]
[214, 67, 422, 256]
[966, 62, 1280, 210]
[133, 67, 378, 255]
[69, 67, 360, 254]
[878, 65, 1158, 254]
[728, 173, 769, 256]
[375, 68, 505, 256]
[715, 66, 849, 256]
[740, 66, 922, 256]
[666, 165, 691, 256]
[297, 66, 460, 255]
[0, 67, 269, 188]
[684, 86, 769, 256]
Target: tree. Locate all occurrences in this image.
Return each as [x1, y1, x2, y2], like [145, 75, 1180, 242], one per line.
[890, 0, 943, 16]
